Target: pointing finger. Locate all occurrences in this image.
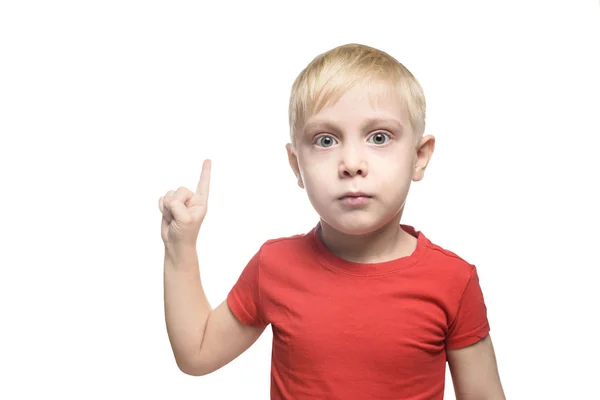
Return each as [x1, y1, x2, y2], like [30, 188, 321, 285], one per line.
[196, 159, 211, 199]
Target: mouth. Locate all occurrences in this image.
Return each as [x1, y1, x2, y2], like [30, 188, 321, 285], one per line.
[338, 192, 372, 206]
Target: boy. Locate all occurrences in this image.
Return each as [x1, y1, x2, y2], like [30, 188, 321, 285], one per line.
[159, 43, 505, 399]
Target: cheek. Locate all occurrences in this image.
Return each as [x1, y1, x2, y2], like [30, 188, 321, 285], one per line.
[298, 166, 336, 207]
[372, 160, 413, 191]
[298, 154, 334, 185]
[302, 173, 334, 212]
[302, 169, 332, 193]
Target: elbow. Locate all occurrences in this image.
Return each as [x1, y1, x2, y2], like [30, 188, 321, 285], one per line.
[176, 359, 210, 376]
[174, 352, 210, 376]
[179, 366, 207, 377]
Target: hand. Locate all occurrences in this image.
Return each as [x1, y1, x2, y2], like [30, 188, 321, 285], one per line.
[159, 159, 211, 249]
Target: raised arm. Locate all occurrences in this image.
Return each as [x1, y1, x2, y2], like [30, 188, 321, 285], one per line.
[160, 160, 265, 375]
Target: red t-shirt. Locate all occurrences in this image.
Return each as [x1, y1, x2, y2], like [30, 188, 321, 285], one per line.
[227, 224, 490, 400]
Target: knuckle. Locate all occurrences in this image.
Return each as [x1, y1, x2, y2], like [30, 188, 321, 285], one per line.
[175, 187, 190, 200]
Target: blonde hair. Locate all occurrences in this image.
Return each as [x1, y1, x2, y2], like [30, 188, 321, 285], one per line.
[288, 43, 426, 147]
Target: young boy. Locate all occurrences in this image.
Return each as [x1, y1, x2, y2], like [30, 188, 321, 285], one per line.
[159, 43, 505, 399]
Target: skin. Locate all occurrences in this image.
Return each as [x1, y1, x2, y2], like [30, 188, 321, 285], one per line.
[447, 335, 506, 400]
[286, 81, 435, 263]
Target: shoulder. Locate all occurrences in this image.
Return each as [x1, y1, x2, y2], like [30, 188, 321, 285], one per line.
[419, 232, 487, 315]
[420, 232, 478, 287]
[255, 228, 315, 265]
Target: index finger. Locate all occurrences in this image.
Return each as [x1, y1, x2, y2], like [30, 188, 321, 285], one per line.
[196, 159, 211, 197]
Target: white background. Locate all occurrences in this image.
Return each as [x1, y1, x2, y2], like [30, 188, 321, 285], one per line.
[1, 0, 599, 399]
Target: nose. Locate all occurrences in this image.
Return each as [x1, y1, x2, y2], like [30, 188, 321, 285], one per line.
[338, 145, 368, 178]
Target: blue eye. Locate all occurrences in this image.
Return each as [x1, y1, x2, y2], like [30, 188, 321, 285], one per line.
[368, 132, 391, 145]
[316, 135, 337, 147]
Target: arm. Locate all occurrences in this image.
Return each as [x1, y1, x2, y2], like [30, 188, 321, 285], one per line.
[161, 161, 265, 376]
[447, 334, 506, 400]
[164, 247, 265, 376]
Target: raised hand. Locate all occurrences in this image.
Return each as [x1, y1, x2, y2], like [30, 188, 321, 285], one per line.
[159, 159, 211, 249]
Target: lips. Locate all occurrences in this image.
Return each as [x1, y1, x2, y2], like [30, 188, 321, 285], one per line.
[339, 192, 372, 200]
[338, 192, 372, 206]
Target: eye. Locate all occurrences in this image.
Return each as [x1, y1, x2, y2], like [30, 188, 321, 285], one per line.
[368, 132, 391, 145]
[315, 135, 338, 148]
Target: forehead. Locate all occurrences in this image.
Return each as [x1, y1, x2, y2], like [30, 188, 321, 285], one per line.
[303, 82, 409, 134]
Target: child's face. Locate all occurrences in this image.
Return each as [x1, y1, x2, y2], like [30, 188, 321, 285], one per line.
[287, 82, 434, 235]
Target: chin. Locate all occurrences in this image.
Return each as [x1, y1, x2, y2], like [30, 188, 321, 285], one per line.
[321, 213, 392, 236]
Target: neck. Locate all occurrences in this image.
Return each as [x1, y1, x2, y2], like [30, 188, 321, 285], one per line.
[318, 213, 416, 264]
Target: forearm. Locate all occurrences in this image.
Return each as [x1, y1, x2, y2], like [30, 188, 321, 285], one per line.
[163, 245, 212, 370]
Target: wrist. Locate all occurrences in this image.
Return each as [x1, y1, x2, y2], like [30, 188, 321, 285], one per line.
[164, 243, 198, 265]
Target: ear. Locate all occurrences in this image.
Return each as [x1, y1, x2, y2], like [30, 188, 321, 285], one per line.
[413, 134, 435, 182]
[286, 143, 304, 188]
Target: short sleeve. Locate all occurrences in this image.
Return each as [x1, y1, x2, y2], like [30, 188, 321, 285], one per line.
[446, 266, 490, 350]
[227, 249, 268, 329]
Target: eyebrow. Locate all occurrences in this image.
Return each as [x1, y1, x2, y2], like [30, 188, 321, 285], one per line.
[303, 117, 404, 135]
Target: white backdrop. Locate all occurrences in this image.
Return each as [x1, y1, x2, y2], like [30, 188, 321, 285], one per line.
[1, 0, 599, 399]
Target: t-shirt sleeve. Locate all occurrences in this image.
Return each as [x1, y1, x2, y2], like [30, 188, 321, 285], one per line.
[226, 248, 269, 329]
[446, 266, 490, 350]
